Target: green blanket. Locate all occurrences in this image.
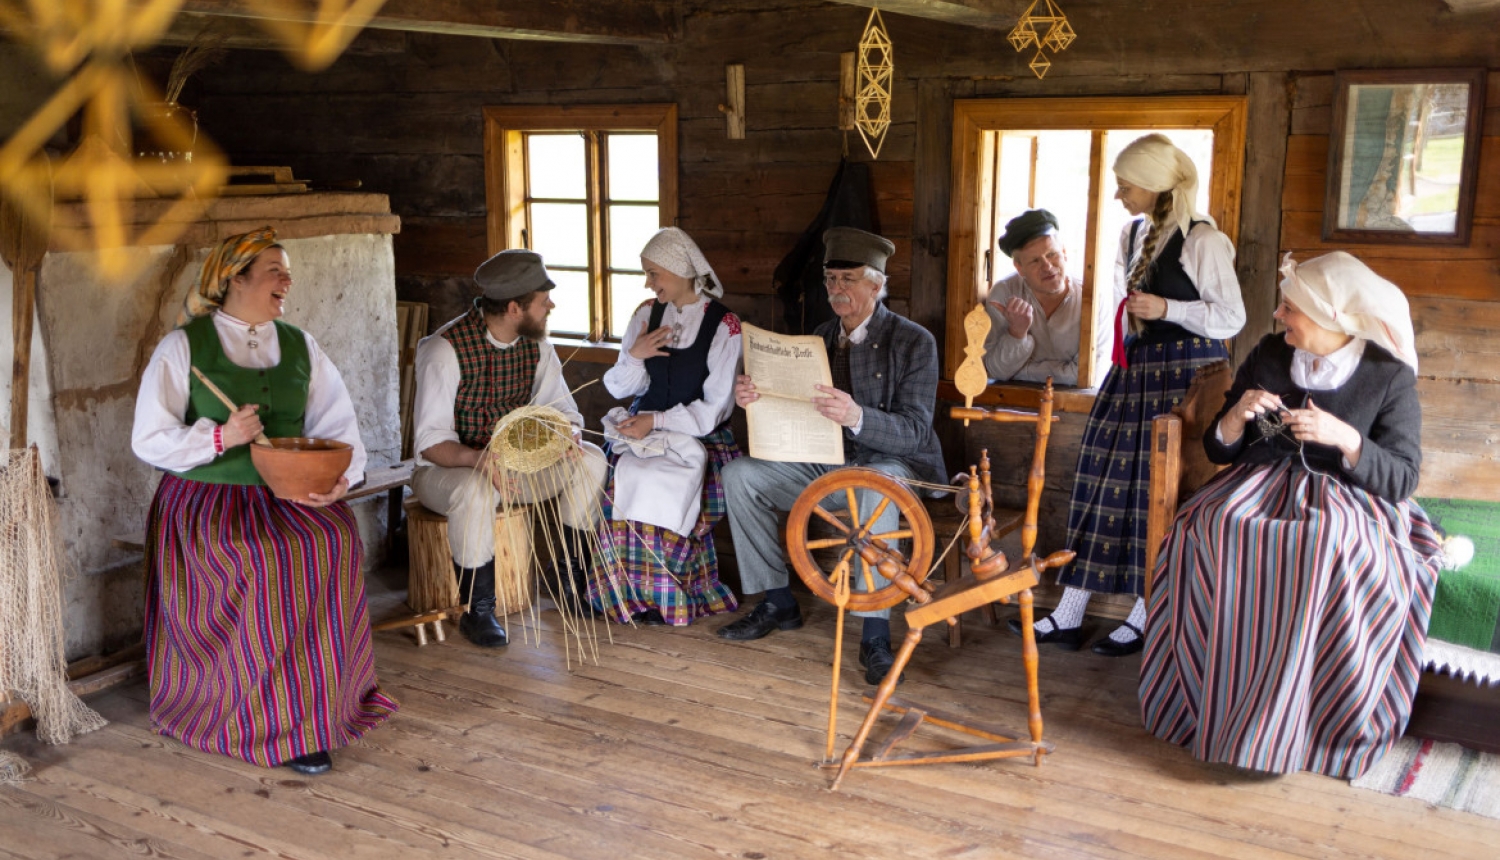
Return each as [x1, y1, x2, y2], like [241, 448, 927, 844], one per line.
[1417, 497, 1500, 653]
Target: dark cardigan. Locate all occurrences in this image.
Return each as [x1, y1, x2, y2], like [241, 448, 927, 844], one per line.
[1203, 334, 1422, 503]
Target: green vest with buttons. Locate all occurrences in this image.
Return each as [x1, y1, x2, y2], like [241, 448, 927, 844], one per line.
[173, 315, 312, 485]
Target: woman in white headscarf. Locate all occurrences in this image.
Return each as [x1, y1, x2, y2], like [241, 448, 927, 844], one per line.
[1016, 133, 1247, 656]
[1139, 251, 1441, 778]
[589, 227, 744, 625]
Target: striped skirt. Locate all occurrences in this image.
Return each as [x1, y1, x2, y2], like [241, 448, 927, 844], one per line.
[589, 428, 741, 626]
[1139, 460, 1441, 778]
[143, 475, 398, 767]
[1059, 336, 1230, 596]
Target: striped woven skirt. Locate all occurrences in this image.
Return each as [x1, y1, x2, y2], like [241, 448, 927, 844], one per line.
[143, 475, 398, 767]
[589, 429, 741, 626]
[1059, 336, 1229, 596]
[1139, 460, 1441, 778]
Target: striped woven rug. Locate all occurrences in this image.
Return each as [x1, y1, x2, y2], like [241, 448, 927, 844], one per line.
[1352, 737, 1500, 820]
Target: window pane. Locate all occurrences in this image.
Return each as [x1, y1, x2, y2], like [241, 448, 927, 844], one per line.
[610, 272, 648, 337]
[529, 202, 589, 268]
[527, 134, 586, 200]
[608, 204, 662, 270]
[607, 134, 659, 202]
[546, 269, 591, 336]
[994, 130, 1091, 283]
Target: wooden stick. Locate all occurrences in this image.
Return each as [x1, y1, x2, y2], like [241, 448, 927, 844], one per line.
[190, 366, 271, 445]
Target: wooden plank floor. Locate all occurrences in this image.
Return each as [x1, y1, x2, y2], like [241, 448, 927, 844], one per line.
[4, 569, 1498, 860]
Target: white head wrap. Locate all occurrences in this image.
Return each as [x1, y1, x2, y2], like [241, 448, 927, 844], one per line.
[1113, 133, 1211, 239]
[640, 227, 723, 298]
[1279, 251, 1418, 370]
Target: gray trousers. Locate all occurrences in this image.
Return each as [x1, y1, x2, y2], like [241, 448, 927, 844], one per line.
[721, 456, 917, 619]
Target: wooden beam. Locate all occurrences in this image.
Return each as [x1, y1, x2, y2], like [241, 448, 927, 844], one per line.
[824, 0, 1011, 29]
[173, 0, 676, 46]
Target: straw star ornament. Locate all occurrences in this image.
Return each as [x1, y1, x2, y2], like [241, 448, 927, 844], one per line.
[1008, 0, 1076, 79]
[854, 8, 894, 159]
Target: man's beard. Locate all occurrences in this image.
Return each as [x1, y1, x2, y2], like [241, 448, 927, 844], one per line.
[517, 315, 548, 340]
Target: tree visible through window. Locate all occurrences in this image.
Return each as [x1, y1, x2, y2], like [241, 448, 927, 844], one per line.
[485, 105, 678, 342]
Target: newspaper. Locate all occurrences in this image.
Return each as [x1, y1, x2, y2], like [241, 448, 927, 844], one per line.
[741, 323, 845, 466]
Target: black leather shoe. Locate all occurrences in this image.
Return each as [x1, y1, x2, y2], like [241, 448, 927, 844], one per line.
[283, 751, 332, 775]
[858, 637, 904, 686]
[1091, 621, 1144, 657]
[716, 600, 803, 641]
[632, 608, 667, 626]
[459, 596, 509, 647]
[1006, 616, 1086, 650]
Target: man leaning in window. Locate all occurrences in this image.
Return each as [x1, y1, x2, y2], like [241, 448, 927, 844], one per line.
[983, 209, 1084, 386]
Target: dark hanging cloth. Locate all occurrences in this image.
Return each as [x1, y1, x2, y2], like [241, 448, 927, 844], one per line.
[773, 157, 876, 334]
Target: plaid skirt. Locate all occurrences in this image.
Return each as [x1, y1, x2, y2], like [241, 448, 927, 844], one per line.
[1139, 460, 1441, 778]
[144, 475, 398, 767]
[1059, 335, 1230, 596]
[589, 427, 741, 626]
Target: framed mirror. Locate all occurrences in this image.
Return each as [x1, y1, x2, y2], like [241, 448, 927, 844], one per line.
[1324, 68, 1486, 245]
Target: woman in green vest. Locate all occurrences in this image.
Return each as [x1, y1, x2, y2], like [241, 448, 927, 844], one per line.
[131, 227, 397, 776]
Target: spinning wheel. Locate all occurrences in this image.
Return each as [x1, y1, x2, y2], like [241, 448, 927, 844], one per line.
[785, 468, 936, 613]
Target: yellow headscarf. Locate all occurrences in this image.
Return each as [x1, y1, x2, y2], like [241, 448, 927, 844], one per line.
[179, 226, 279, 324]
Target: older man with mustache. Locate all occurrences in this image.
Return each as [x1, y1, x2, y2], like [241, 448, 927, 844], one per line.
[717, 227, 945, 686]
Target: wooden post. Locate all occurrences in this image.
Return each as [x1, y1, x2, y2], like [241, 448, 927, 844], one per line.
[838, 52, 856, 131]
[0, 184, 50, 450]
[722, 64, 746, 139]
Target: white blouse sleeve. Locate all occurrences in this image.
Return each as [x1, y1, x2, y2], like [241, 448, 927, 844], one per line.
[602, 302, 653, 399]
[654, 316, 742, 438]
[1161, 224, 1246, 341]
[299, 332, 368, 484]
[131, 330, 220, 472]
[412, 334, 462, 463]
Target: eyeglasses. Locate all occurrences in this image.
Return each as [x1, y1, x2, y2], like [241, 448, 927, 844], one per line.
[823, 272, 866, 290]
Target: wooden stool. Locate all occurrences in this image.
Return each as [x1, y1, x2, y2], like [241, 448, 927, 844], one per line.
[404, 499, 535, 615]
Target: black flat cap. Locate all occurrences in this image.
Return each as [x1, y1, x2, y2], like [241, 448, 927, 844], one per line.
[823, 226, 896, 273]
[474, 249, 555, 303]
[997, 209, 1060, 258]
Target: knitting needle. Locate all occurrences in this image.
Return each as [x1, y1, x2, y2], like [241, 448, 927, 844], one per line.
[190, 366, 271, 446]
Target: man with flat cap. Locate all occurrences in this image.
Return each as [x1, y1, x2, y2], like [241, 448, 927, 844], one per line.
[411, 249, 607, 647]
[983, 209, 1085, 386]
[717, 226, 945, 685]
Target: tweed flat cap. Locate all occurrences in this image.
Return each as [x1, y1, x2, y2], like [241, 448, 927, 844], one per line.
[997, 209, 1060, 258]
[474, 249, 555, 303]
[823, 226, 896, 273]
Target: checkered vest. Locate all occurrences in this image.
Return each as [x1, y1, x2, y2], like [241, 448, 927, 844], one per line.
[441, 308, 540, 449]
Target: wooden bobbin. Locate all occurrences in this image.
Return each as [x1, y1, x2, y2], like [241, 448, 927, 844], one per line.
[404, 499, 535, 614]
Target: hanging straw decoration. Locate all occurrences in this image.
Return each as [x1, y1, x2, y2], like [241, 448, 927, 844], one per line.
[853, 8, 894, 159]
[0, 448, 107, 786]
[1007, 0, 1076, 79]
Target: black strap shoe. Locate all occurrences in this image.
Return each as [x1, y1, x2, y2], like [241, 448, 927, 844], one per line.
[1006, 616, 1086, 650]
[283, 751, 332, 775]
[631, 608, 667, 626]
[716, 600, 803, 641]
[1091, 621, 1144, 657]
[858, 637, 904, 686]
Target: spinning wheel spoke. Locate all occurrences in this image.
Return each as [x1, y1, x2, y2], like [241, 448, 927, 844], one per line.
[785, 468, 935, 613]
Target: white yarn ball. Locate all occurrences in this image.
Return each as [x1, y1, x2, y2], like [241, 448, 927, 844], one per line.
[1439, 534, 1476, 571]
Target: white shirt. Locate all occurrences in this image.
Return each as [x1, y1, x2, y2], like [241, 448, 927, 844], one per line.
[131, 310, 367, 484]
[411, 317, 583, 467]
[604, 297, 741, 437]
[1115, 220, 1245, 341]
[982, 273, 1084, 385]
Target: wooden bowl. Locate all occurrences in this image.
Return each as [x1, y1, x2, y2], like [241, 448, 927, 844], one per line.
[250, 437, 353, 501]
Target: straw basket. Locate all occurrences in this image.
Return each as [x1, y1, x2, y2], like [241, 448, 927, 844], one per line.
[404, 500, 533, 614]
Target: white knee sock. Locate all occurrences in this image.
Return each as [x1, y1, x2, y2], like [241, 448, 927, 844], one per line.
[1038, 586, 1090, 631]
[1108, 596, 1148, 643]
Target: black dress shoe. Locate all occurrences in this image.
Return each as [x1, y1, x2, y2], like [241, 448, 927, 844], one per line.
[632, 608, 667, 626]
[858, 637, 904, 686]
[459, 597, 509, 647]
[283, 751, 332, 775]
[1091, 621, 1144, 657]
[716, 600, 803, 641]
[1006, 616, 1086, 650]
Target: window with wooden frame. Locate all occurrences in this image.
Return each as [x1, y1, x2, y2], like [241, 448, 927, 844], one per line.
[946, 96, 1246, 401]
[483, 104, 678, 343]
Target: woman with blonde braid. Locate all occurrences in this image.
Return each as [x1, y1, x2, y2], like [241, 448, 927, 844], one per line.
[1011, 133, 1245, 655]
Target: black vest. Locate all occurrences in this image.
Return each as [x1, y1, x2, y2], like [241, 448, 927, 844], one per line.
[1130, 219, 1205, 345]
[633, 300, 731, 414]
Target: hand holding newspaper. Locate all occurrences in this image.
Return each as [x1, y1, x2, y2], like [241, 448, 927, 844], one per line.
[740, 323, 845, 465]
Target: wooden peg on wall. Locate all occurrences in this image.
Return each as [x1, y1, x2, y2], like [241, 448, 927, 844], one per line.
[838, 52, 856, 131]
[721, 64, 745, 139]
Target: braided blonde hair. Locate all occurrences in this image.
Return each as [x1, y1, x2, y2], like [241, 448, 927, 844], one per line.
[1125, 193, 1176, 295]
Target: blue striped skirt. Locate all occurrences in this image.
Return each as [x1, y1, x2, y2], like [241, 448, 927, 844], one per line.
[144, 475, 398, 767]
[589, 427, 741, 626]
[1060, 336, 1230, 596]
[1139, 459, 1441, 778]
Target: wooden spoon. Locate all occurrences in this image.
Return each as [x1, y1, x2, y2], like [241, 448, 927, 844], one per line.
[190, 366, 272, 446]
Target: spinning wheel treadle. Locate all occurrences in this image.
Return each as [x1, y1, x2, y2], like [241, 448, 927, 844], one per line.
[785, 468, 936, 613]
